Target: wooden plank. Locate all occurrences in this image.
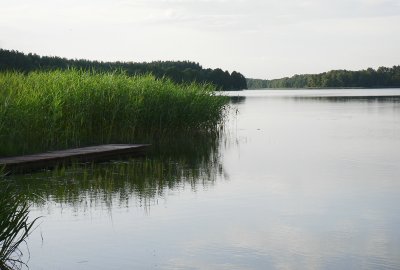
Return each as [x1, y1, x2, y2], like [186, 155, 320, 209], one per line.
[0, 144, 150, 174]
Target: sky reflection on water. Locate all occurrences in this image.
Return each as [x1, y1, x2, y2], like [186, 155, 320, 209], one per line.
[14, 89, 400, 269]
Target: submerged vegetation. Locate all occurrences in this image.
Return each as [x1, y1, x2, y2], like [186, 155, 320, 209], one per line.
[0, 70, 229, 156]
[247, 66, 400, 89]
[0, 182, 39, 270]
[0, 49, 247, 91]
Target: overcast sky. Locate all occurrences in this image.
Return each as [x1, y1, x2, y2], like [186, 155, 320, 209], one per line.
[0, 0, 399, 79]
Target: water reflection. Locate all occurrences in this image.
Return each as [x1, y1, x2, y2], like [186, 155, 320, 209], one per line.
[10, 89, 400, 270]
[8, 132, 224, 211]
[229, 95, 246, 104]
[292, 95, 400, 103]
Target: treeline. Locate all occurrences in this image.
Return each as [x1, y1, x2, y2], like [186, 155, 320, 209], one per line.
[0, 49, 247, 91]
[247, 66, 400, 89]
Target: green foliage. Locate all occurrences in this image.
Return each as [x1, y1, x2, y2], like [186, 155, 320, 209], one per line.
[0, 49, 247, 91]
[0, 183, 38, 270]
[247, 66, 400, 89]
[0, 70, 229, 157]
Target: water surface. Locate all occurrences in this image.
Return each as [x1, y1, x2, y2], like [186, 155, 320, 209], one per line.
[14, 89, 400, 269]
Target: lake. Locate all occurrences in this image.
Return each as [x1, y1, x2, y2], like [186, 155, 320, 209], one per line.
[15, 89, 400, 269]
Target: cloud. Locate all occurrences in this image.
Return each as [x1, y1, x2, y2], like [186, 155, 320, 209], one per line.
[1, 0, 398, 31]
[0, 0, 399, 77]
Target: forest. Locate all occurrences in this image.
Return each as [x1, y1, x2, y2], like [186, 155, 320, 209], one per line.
[0, 49, 247, 91]
[247, 66, 400, 89]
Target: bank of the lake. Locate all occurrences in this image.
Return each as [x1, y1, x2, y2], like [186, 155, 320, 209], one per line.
[0, 70, 229, 157]
[4, 88, 398, 270]
[0, 70, 229, 268]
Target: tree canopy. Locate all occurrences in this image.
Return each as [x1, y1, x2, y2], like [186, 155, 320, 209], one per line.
[0, 49, 247, 91]
[247, 67, 400, 89]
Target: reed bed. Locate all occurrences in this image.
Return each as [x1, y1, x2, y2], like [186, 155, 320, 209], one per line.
[0, 181, 39, 270]
[0, 70, 229, 156]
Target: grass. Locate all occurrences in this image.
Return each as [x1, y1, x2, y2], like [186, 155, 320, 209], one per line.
[0, 70, 229, 156]
[0, 181, 39, 270]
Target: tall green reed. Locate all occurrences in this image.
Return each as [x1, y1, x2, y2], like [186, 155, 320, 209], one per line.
[0, 70, 229, 156]
[0, 182, 39, 270]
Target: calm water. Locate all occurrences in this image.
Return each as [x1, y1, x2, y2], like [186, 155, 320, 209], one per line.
[15, 89, 400, 269]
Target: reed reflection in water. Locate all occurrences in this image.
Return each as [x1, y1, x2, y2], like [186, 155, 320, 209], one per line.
[9, 89, 400, 270]
[9, 131, 225, 212]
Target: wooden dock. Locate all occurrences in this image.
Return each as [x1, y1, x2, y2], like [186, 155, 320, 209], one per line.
[0, 144, 150, 173]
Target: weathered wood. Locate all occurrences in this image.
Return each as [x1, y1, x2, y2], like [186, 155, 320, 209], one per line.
[0, 144, 150, 173]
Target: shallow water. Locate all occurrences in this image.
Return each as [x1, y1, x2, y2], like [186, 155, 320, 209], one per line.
[16, 89, 400, 269]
